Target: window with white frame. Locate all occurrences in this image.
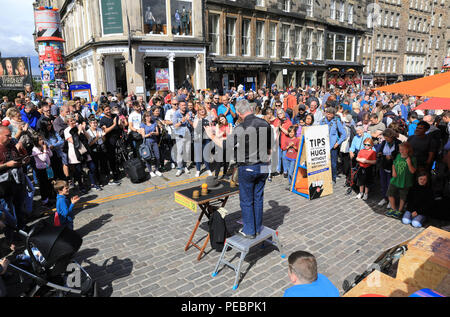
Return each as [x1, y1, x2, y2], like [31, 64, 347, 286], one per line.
[376, 34, 381, 50]
[384, 11, 388, 26]
[338, 1, 345, 22]
[241, 19, 251, 56]
[269, 23, 277, 58]
[295, 27, 302, 59]
[438, 14, 442, 27]
[306, 29, 313, 59]
[171, 0, 193, 36]
[382, 35, 387, 50]
[256, 21, 265, 57]
[226, 17, 236, 56]
[394, 36, 398, 51]
[348, 4, 353, 24]
[367, 36, 372, 53]
[388, 36, 392, 51]
[392, 58, 397, 72]
[209, 14, 219, 55]
[256, 0, 264, 6]
[375, 57, 380, 72]
[381, 57, 385, 72]
[306, 0, 314, 17]
[281, 24, 290, 58]
[330, 0, 336, 20]
[283, 0, 290, 12]
[387, 58, 391, 73]
[317, 30, 323, 59]
[436, 36, 440, 49]
[396, 13, 400, 28]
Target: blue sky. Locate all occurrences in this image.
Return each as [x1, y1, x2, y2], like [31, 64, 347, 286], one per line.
[0, 0, 40, 75]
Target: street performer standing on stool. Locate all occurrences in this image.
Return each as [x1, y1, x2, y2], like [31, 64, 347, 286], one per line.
[229, 99, 273, 239]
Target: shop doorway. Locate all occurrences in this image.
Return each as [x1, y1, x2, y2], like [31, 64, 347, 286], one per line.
[114, 57, 128, 95]
[144, 57, 168, 97]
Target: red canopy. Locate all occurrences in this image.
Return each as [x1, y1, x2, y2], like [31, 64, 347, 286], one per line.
[415, 98, 450, 111]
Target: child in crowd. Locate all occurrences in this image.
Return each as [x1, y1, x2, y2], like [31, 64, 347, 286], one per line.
[354, 138, 377, 200]
[386, 142, 417, 219]
[282, 126, 300, 190]
[402, 169, 433, 228]
[53, 180, 80, 230]
[31, 134, 54, 206]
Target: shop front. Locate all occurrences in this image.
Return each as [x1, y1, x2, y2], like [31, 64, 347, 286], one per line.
[207, 60, 270, 93]
[138, 45, 206, 97]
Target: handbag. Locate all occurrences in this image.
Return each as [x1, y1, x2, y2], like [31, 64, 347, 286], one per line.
[46, 164, 54, 179]
[54, 212, 61, 227]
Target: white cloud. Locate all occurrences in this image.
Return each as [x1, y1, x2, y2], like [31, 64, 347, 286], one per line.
[0, 0, 37, 58]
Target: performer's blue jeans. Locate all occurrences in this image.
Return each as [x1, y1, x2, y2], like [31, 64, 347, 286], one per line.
[238, 164, 269, 236]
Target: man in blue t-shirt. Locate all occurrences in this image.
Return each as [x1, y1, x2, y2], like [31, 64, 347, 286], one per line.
[283, 251, 339, 297]
[217, 96, 237, 126]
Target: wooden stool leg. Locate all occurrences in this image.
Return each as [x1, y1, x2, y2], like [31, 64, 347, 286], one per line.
[197, 233, 210, 261]
[185, 219, 201, 251]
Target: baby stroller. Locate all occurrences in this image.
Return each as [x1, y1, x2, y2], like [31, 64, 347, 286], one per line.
[4, 220, 98, 297]
[345, 160, 360, 195]
[115, 131, 131, 171]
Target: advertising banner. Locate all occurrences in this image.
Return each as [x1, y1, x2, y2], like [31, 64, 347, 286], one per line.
[291, 125, 333, 200]
[155, 68, 169, 91]
[34, 9, 64, 42]
[0, 57, 32, 90]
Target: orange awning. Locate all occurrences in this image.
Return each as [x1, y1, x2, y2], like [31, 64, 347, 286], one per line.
[415, 98, 450, 111]
[375, 71, 450, 98]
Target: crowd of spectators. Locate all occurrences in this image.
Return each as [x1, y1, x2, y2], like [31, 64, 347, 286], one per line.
[0, 83, 449, 253]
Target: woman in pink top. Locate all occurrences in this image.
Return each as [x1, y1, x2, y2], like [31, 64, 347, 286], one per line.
[32, 134, 54, 205]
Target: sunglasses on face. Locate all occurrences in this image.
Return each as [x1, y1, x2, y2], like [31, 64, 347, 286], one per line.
[364, 144, 371, 146]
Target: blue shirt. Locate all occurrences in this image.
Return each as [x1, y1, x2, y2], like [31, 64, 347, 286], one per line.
[283, 274, 340, 297]
[217, 103, 237, 126]
[56, 194, 75, 228]
[320, 117, 347, 149]
[349, 132, 372, 153]
[408, 119, 419, 137]
[140, 122, 158, 142]
[172, 110, 191, 137]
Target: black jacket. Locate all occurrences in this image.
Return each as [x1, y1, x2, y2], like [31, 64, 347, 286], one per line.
[229, 114, 273, 166]
[377, 139, 401, 171]
[208, 207, 228, 252]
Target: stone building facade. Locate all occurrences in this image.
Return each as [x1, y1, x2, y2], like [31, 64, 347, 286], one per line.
[205, 0, 368, 92]
[361, 0, 449, 86]
[41, 0, 207, 98]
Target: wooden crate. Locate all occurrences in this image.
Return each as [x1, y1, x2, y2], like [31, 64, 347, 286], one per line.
[395, 226, 450, 292]
[343, 271, 420, 297]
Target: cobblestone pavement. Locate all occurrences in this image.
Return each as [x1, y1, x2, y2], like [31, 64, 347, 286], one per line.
[60, 169, 440, 297]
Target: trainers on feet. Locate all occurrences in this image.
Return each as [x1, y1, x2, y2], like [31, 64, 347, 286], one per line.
[378, 198, 387, 206]
[176, 170, 183, 177]
[355, 193, 362, 199]
[184, 167, 190, 174]
[387, 202, 391, 209]
[155, 171, 162, 177]
[385, 208, 396, 217]
[109, 180, 121, 186]
[195, 171, 200, 177]
[392, 210, 403, 219]
[362, 193, 368, 201]
[150, 172, 156, 178]
[171, 163, 176, 169]
[207, 170, 213, 176]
